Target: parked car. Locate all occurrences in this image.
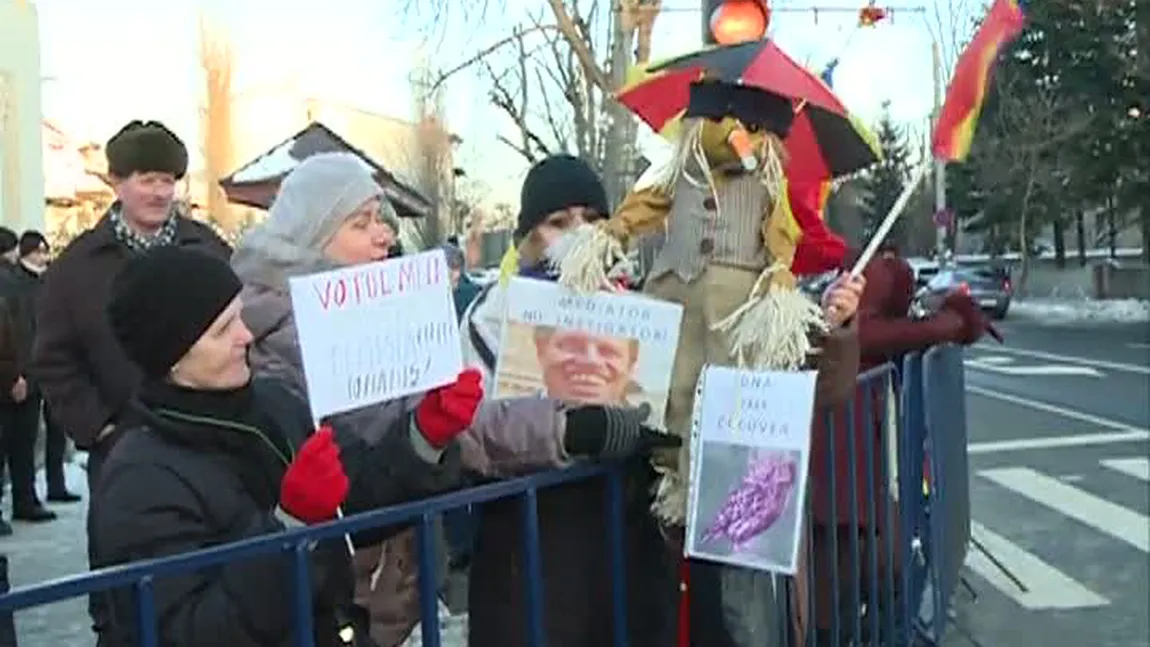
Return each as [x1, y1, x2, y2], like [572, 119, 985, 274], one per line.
[920, 265, 1013, 319]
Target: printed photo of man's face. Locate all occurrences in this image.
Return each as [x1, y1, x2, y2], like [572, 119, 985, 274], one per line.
[533, 327, 639, 404]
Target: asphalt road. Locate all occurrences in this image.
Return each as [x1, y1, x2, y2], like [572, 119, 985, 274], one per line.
[955, 318, 1150, 647]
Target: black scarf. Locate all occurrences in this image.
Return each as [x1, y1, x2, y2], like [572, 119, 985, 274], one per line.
[135, 380, 295, 507]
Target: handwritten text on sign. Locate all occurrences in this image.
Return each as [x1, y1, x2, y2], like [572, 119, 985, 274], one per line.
[697, 367, 818, 452]
[289, 249, 463, 420]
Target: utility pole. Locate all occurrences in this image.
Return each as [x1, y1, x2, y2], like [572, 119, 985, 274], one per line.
[931, 40, 949, 261]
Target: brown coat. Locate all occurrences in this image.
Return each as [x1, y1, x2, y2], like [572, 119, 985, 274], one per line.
[32, 214, 231, 448]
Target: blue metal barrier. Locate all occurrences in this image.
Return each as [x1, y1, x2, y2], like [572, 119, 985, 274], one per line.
[0, 348, 972, 647]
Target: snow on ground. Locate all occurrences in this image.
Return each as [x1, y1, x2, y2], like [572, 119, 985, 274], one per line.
[1010, 297, 1150, 325]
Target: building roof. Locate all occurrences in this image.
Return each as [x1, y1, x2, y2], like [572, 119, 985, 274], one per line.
[219, 121, 432, 218]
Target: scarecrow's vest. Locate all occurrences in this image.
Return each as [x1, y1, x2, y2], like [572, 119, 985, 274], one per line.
[648, 170, 770, 283]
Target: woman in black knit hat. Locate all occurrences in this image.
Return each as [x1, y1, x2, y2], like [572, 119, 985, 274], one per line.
[460, 154, 680, 647]
[89, 247, 479, 647]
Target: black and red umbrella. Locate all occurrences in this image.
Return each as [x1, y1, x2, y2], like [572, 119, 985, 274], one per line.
[617, 38, 881, 180]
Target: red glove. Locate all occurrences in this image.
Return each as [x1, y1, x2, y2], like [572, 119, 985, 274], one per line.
[941, 292, 1002, 345]
[279, 427, 349, 525]
[415, 368, 484, 448]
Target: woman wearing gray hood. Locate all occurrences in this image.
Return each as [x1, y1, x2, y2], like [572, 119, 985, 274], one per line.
[231, 153, 571, 646]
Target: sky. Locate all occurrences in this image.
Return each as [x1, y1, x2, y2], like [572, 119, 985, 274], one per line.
[31, 0, 977, 207]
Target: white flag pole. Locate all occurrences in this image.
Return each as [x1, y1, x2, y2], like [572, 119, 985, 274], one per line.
[849, 163, 930, 277]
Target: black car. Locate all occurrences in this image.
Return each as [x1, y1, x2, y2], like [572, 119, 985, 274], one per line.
[922, 265, 1013, 319]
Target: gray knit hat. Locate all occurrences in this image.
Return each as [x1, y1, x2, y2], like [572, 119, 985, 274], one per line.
[231, 152, 386, 287]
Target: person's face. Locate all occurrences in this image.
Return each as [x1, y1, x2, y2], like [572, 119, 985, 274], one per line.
[535, 329, 635, 404]
[1, 249, 18, 264]
[449, 267, 462, 288]
[323, 198, 392, 266]
[23, 246, 50, 268]
[113, 171, 177, 231]
[169, 297, 253, 391]
[531, 206, 597, 251]
[379, 222, 397, 252]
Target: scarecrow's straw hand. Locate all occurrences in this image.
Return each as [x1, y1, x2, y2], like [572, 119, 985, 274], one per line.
[546, 223, 625, 293]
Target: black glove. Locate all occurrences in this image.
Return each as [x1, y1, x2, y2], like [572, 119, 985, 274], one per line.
[564, 403, 681, 459]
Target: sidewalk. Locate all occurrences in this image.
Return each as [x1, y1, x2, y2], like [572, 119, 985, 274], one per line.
[2, 461, 90, 647]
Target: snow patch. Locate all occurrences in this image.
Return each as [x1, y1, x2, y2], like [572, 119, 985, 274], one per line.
[1010, 297, 1150, 325]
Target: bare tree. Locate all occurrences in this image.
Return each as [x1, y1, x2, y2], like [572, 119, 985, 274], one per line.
[406, 64, 455, 248]
[975, 72, 1092, 294]
[198, 16, 238, 232]
[403, 1, 663, 203]
[924, 0, 975, 84]
[476, 1, 661, 201]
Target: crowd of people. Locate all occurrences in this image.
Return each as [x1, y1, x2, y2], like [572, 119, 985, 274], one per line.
[0, 115, 997, 647]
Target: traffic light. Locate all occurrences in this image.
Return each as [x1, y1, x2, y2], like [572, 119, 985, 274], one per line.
[858, 3, 888, 26]
[702, 0, 771, 46]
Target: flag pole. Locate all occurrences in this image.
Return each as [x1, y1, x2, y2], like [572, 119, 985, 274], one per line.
[850, 163, 929, 277]
[931, 40, 949, 261]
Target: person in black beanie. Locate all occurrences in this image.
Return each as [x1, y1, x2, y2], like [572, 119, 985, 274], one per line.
[458, 154, 680, 647]
[31, 118, 232, 631]
[91, 247, 470, 646]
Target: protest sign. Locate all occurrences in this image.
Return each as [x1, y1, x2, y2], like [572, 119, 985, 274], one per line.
[685, 366, 818, 574]
[494, 276, 683, 428]
[289, 249, 463, 421]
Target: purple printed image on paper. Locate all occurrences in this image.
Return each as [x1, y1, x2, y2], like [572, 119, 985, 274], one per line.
[702, 451, 797, 552]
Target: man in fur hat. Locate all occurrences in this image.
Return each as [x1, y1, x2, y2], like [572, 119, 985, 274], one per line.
[550, 79, 865, 645]
[32, 119, 230, 634]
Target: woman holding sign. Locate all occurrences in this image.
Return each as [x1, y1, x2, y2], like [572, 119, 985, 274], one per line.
[461, 155, 683, 647]
[232, 153, 484, 646]
[91, 247, 479, 647]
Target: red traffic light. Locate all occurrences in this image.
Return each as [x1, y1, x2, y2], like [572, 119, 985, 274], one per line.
[709, 0, 770, 45]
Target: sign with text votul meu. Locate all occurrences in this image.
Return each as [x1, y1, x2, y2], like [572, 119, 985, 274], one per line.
[493, 276, 683, 428]
[685, 366, 817, 575]
[289, 249, 463, 421]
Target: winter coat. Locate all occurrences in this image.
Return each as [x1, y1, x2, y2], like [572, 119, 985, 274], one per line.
[31, 213, 231, 448]
[0, 262, 42, 399]
[461, 279, 678, 647]
[238, 279, 462, 647]
[91, 377, 435, 647]
[810, 256, 955, 528]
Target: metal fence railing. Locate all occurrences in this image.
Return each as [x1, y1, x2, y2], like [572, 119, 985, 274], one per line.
[0, 345, 972, 647]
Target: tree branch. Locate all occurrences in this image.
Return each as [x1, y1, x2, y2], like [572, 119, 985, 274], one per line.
[430, 23, 560, 92]
[545, 0, 613, 92]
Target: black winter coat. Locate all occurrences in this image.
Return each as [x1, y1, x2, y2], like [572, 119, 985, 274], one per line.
[90, 378, 461, 647]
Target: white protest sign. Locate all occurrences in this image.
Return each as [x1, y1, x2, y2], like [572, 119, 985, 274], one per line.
[288, 249, 463, 421]
[493, 276, 683, 428]
[686, 366, 818, 575]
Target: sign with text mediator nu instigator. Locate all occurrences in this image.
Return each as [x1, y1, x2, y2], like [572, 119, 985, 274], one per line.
[288, 249, 463, 422]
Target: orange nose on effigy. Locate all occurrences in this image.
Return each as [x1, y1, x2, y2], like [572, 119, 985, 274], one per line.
[727, 127, 758, 172]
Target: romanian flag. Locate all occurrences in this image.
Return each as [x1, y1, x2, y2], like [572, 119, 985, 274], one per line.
[931, 0, 1026, 162]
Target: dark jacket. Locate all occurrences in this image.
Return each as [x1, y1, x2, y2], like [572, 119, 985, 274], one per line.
[452, 275, 482, 324]
[91, 377, 461, 647]
[32, 212, 232, 448]
[0, 263, 44, 401]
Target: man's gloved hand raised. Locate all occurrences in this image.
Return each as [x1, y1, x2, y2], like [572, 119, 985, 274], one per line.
[564, 402, 682, 460]
[940, 291, 1003, 345]
[279, 427, 350, 525]
[416, 368, 485, 449]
